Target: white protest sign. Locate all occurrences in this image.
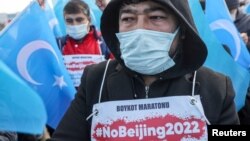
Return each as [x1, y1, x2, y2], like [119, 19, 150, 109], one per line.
[63, 54, 105, 86]
[91, 96, 207, 141]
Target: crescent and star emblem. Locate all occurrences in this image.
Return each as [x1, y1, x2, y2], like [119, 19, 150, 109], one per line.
[16, 40, 67, 89]
[210, 19, 241, 61]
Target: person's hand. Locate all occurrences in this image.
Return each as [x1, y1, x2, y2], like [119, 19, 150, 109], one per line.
[37, 0, 45, 9]
[241, 32, 249, 44]
[95, 0, 111, 11]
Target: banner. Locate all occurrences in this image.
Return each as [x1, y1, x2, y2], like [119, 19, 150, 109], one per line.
[0, 1, 76, 128]
[205, 0, 250, 69]
[0, 60, 47, 134]
[188, 0, 250, 110]
[63, 54, 104, 86]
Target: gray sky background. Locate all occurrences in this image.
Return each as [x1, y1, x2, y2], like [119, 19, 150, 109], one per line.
[0, 0, 31, 14]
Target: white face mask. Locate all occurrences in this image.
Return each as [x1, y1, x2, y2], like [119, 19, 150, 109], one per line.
[116, 28, 179, 75]
[66, 23, 88, 40]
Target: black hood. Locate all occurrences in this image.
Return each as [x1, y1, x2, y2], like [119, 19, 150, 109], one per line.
[101, 0, 207, 79]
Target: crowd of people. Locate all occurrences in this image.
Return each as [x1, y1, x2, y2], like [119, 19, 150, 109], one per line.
[1, 0, 250, 141]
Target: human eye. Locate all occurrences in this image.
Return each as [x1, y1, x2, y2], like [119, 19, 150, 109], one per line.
[149, 10, 168, 22]
[120, 14, 136, 24]
[149, 14, 167, 21]
[150, 15, 167, 21]
[75, 17, 84, 23]
[65, 18, 73, 24]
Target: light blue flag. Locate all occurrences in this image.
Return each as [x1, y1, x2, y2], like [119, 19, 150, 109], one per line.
[188, 0, 250, 110]
[53, 0, 102, 35]
[52, 0, 68, 36]
[0, 60, 47, 134]
[43, 0, 63, 37]
[205, 0, 250, 69]
[0, 1, 76, 128]
[84, 0, 103, 30]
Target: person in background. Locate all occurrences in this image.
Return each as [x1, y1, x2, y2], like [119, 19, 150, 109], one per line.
[95, 0, 110, 11]
[49, 0, 239, 140]
[17, 128, 50, 141]
[239, 0, 249, 10]
[243, 0, 250, 13]
[226, 0, 250, 51]
[57, 0, 113, 91]
[37, 0, 45, 9]
[57, 0, 112, 59]
[0, 23, 5, 31]
[0, 132, 17, 141]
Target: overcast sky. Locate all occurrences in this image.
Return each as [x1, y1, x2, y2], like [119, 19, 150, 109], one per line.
[0, 0, 32, 13]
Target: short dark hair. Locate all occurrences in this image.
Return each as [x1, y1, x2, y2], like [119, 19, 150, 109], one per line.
[63, 0, 90, 17]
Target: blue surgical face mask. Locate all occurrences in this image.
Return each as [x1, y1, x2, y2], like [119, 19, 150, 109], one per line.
[116, 28, 179, 75]
[66, 23, 88, 40]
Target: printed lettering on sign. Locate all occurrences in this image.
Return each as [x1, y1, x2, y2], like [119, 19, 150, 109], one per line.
[91, 96, 208, 141]
[63, 54, 104, 86]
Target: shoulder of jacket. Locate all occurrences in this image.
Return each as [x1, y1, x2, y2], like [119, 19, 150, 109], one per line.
[197, 67, 228, 82]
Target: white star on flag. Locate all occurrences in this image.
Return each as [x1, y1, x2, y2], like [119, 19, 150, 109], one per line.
[53, 75, 67, 89]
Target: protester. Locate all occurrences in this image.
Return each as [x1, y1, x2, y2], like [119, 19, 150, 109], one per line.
[57, 0, 112, 59]
[0, 13, 8, 31]
[0, 132, 17, 141]
[0, 23, 5, 31]
[57, 0, 113, 90]
[37, 0, 45, 9]
[226, 0, 250, 51]
[239, 0, 249, 10]
[18, 128, 50, 141]
[95, 0, 110, 11]
[50, 0, 239, 140]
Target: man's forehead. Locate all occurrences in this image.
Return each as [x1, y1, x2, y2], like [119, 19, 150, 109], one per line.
[64, 9, 89, 18]
[65, 13, 87, 18]
[120, 1, 168, 12]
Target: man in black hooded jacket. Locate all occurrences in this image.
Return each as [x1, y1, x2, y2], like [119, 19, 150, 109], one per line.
[49, 0, 239, 140]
